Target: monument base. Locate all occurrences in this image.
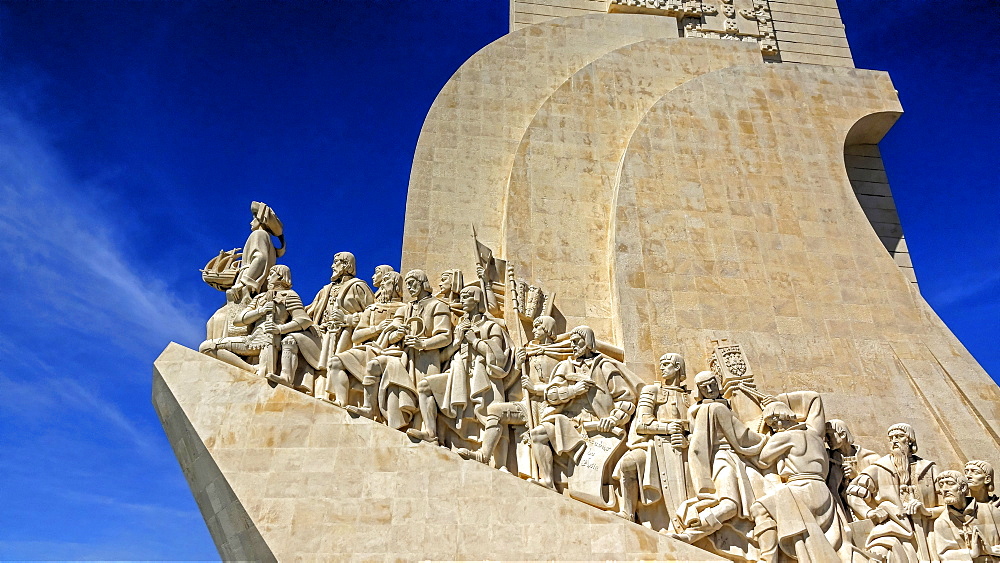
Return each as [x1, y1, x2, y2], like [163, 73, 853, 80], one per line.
[153, 343, 721, 561]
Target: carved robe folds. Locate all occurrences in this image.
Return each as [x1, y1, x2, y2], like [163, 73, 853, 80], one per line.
[542, 354, 641, 508]
[306, 276, 374, 369]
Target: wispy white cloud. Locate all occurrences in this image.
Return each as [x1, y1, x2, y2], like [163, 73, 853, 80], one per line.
[928, 269, 1000, 309]
[0, 101, 202, 358]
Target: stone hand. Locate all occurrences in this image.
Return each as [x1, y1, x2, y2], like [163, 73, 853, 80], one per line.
[903, 499, 928, 516]
[261, 301, 275, 314]
[515, 348, 527, 366]
[262, 321, 280, 335]
[376, 318, 392, 332]
[521, 375, 536, 394]
[570, 380, 594, 397]
[867, 507, 889, 524]
[597, 417, 617, 433]
[330, 309, 345, 325]
[842, 462, 857, 480]
[404, 335, 425, 350]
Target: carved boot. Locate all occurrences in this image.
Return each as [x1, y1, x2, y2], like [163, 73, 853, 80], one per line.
[456, 448, 488, 463]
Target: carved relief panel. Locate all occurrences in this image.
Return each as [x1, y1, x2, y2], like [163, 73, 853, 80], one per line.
[608, 0, 778, 56]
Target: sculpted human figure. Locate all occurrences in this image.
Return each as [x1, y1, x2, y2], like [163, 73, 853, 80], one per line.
[371, 265, 396, 301]
[748, 394, 861, 562]
[669, 370, 765, 549]
[237, 265, 322, 389]
[232, 201, 285, 297]
[613, 352, 692, 528]
[324, 271, 405, 417]
[408, 285, 512, 447]
[199, 286, 258, 372]
[356, 269, 450, 435]
[456, 315, 561, 466]
[846, 423, 941, 562]
[525, 326, 641, 493]
[967, 461, 1000, 507]
[827, 418, 880, 521]
[933, 470, 1000, 562]
[436, 269, 465, 320]
[306, 252, 374, 399]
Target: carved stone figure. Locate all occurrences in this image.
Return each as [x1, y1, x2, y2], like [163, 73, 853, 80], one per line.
[322, 270, 405, 418]
[436, 269, 465, 320]
[826, 418, 880, 521]
[967, 461, 1000, 507]
[240, 265, 322, 390]
[525, 326, 642, 509]
[933, 470, 1000, 562]
[199, 286, 258, 372]
[613, 352, 691, 530]
[669, 370, 765, 550]
[846, 423, 941, 562]
[306, 252, 374, 399]
[456, 315, 563, 467]
[371, 264, 396, 302]
[749, 393, 860, 562]
[409, 285, 513, 448]
[232, 201, 285, 297]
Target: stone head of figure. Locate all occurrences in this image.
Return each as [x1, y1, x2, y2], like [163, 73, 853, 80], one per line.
[250, 201, 282, 234]
[693, 370, 721, 401]
[379, 271, 403, 302]
[887, 423, 918, 456]
[965, 460, 995, 496]
[331, 252, 357, 281]
[825, 419, 854, 452]
[936, 470, 970, 508]
[438, 269, 464, 298]
[531, 315, 556, 343]
[569, 326, 596, 359]
[267, 265, 292, 290]
[372, 264, 394, 287]
[404, 269, 432, 301]
[459, 285, 486, 316]
[658, 353, 685, 387]
[762, 401, 797, 433]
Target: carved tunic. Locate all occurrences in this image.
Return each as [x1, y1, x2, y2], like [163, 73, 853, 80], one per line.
[306, 276, 374, 367]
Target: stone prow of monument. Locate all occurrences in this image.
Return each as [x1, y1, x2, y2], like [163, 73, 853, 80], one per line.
[154, 343, 722, 561]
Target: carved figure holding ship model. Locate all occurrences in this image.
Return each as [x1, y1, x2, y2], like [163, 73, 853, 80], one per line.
[232, 201, 285, 297]
[526, 326, 641, 508]
[306, 252, 374, 400]
[613, 352, 691, 529]
[456, 315, 562, 466]
[846, 423, 941, 562]
[238, 265, 322, 390]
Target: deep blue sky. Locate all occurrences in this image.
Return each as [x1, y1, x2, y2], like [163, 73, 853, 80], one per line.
[0, 0, 995, 559]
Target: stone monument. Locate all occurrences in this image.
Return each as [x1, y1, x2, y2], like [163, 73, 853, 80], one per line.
[155, 2, 1000, 561]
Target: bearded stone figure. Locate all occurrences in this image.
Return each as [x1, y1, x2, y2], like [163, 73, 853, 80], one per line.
[846, 423, 941, 562]
[932, 470, 1000, 562]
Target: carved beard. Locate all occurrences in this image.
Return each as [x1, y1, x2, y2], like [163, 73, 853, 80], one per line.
[890, 445, 912, 486]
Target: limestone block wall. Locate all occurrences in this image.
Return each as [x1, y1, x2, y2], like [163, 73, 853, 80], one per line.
[153, 344, 721, 561]
[845, 143, 916, 285]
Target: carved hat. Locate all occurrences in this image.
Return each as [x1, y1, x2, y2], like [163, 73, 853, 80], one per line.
[251, 201, 286, 257]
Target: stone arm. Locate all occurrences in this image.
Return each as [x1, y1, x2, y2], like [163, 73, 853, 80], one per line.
[635, 385, 670, 435]
[275, 292, 312, 334]
[605, 365, 638, 428]
[419, 307, 453, 351]
[543, 370, 592, 406]
[755, 432, 794, 469]
[845, 471, 886, 522]
[234, 230, 270, 293]
[340, 282, 375, 328]
[775, 390, 826, 435]
[350, 309, 382, 345]
[234, 298, 268, 327]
